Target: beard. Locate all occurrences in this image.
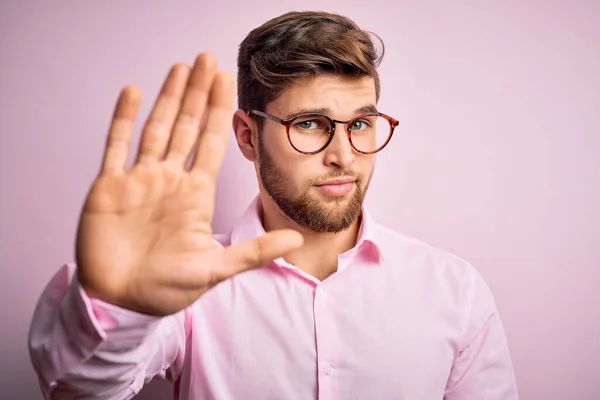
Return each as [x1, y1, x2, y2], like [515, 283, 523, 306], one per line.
[258, 138, 369, 233]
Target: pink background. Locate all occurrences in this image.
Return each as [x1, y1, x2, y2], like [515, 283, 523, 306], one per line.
[1, 1, 598, 398]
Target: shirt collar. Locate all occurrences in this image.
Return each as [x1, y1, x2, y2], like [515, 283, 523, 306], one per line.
[230, 196, 386, 264]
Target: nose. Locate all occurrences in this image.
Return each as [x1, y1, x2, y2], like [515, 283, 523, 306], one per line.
[321, 122, 355, 169]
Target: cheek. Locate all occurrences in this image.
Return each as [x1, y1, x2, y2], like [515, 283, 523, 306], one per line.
[357, 157, 375, 185]
[262, 125, 291, 152]
[280, 158, 321, 192]
[357, 156, 375, 175]
[285, 162, 313, 189]
[260, 129, 299, 169]
[262, 141, 307, 186]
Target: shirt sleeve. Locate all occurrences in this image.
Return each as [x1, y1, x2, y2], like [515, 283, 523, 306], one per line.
[444, 267, 520, 399]
[28, 263, 190, 399]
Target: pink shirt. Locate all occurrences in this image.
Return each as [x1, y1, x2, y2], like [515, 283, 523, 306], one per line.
[29, 197, 519, 399]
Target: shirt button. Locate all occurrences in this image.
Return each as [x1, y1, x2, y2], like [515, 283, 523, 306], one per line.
[324, 365, 333, 375]
[318, 286, 326, 296]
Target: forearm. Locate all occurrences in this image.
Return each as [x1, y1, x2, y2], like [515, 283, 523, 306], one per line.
[28, 264, 187, 399]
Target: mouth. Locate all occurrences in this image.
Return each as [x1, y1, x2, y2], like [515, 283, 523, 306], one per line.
[315, 178, 356, 186]
[314, 178, 356, 196]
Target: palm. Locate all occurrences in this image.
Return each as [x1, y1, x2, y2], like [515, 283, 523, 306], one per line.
[76, 54, 302, 316]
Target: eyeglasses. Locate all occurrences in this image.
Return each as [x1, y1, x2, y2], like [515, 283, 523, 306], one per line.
[247, 110, 399, 155]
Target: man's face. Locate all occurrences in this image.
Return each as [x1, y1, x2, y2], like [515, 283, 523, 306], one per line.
[256, 74, 376, 233]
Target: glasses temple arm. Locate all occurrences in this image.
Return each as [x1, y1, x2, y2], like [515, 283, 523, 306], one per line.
[248, 110, 284, 124]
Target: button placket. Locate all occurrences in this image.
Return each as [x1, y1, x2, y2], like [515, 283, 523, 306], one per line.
[313, 282, 339, 399]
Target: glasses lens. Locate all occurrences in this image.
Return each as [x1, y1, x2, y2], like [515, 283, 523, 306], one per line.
[288, 115, 333, 153]
[349, 115, 392, 153]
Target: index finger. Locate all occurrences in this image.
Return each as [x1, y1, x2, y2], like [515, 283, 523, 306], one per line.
[190, 71, 235, 179]
[100, 86, 141, 175]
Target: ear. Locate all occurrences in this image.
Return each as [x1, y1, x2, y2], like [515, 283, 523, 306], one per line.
[232, 109, 258, 162]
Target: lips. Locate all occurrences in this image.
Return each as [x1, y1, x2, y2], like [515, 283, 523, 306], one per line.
[314, 178, 356, 196]
[315, 178, 356, 186]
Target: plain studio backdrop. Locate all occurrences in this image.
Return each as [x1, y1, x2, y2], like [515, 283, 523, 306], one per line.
[1, 1, 598, 399]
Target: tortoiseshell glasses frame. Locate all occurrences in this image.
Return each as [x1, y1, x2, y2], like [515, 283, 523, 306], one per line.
[246, 110, 399, 155]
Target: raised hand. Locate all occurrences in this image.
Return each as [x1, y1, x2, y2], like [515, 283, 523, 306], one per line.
[75, 54, 303, 316]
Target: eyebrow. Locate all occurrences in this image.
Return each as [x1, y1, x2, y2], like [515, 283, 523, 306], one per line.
[284, 104, 379, 120]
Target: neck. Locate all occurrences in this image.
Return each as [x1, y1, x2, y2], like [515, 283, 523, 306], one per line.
[258, 192, 362, 280]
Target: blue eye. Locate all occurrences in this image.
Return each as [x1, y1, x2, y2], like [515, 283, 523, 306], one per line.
[350, 120, 369, 131]
[296, 120, 318, 129]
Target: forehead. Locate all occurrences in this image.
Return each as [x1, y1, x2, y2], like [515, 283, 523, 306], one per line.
[267, 74, 377, 119]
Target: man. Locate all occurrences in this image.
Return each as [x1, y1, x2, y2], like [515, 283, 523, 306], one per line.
[28, 10, 519, 400]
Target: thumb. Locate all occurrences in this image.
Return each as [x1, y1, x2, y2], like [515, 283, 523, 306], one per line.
[220, 229, 304, 276]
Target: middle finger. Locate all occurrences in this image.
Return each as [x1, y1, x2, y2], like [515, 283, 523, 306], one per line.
[165, 53, 218, 166]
